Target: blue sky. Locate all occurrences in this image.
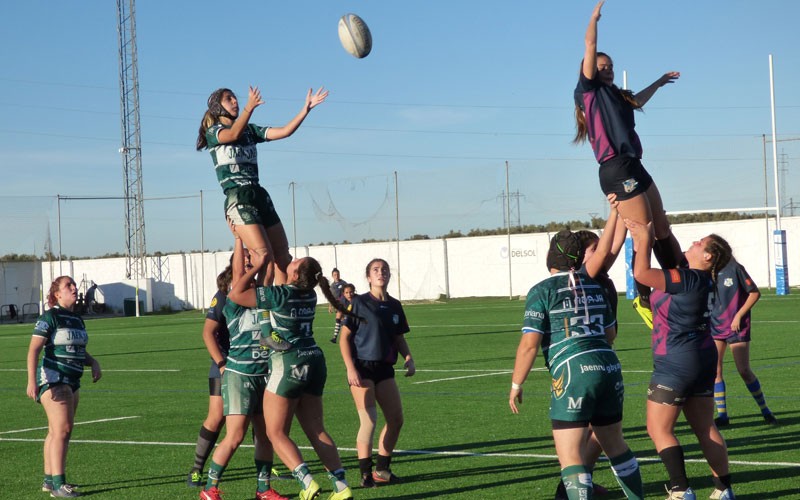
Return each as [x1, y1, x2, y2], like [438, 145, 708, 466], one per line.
[1, 1, 798, 257]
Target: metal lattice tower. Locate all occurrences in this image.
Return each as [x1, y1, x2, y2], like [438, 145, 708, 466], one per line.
[116, 0, 147, 279]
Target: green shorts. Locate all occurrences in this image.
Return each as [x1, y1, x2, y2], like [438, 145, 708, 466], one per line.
[266, 347, 327, 399]
[222, 370, 267, 416]
[37, 381, 79, 403]
[548, 350, 624, 424]
[224, 185, 281, 228]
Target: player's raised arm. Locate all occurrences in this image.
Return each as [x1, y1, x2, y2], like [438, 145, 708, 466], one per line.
[582, 0, 605, 80]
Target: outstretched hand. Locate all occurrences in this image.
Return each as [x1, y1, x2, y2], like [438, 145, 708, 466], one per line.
[245, 86, 265, 113]
[306, 87, 329, 111]
[658, 72, 680, 87]
[591, 0, 605, 21]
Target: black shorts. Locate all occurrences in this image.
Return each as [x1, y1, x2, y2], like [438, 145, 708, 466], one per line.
[354, 359, 395, 385]
[598, 156, 654, 201]
[208, 361, 223, 396]
[648, 348, 717, 405]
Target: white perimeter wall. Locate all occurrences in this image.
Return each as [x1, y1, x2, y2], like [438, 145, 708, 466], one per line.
[0, 217, 796, 313]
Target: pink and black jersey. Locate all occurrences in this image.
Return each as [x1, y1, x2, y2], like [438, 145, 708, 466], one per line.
[710, 260, 758, 340]
[574, 73, 643, 164]
[650, 267, 715, 357]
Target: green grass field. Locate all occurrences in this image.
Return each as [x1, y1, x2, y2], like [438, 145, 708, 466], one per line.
[2, 293, 799, 499]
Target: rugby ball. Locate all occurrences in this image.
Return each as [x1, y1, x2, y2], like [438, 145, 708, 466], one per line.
[338, 13, 372, 59]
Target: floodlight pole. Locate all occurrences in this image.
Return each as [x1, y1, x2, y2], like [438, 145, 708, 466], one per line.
[57, 195, 63, 276]
[394, 171, 401, 300]
[505, 161, 513, 300]
[200, 190, 205, 312]
[290, 181, 297, 256]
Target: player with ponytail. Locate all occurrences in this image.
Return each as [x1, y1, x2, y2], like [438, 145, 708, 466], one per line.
[228, 254, 355, 500]
[575, 0, 683, 326]
[627, 220, 734, 500]
[197, 85, 328, 289]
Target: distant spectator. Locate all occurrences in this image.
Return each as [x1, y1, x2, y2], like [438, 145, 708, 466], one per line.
[329, 268, 348, 343]
[85, 282, 98, 315]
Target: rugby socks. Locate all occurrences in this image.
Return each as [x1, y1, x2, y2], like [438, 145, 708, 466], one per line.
[43, 474, 53, 490]
[327, 468, 349, 493]
[630, 251, 651, 307]
[206, 460, 225, 490]
[745, 378, 772, 416]
[653, 235, 681, 269]
[560, 464, 592, 500]
[52, 474, 66, 490]
[712, 474, 732, 492]
[714, 381, 728, 421]
[333, 320, 341, 339]
[376, 454, 392, 473]
[292, 463, 314, 489]
[658, 446, 689, 491]
[610, 449, 644, 500]
[193, 425, 221, 472]
[255, 460, 273, 493]
[358, 456, 374, 475]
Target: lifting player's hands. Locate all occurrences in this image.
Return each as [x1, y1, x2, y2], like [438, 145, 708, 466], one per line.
[607, 193, 619, 210]
[624, 219, 654, 251]
[248, 251, 267, 274]
[509, 385, 523, 414]
[244, 85, 264, 114]
[305, 87, 329, 111]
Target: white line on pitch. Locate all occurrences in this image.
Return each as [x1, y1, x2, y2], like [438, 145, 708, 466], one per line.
[0, 369, 179, 372]
[0, 416, 140, 435]
[1, 438, 798, 468]
[414, 371, 513, 384]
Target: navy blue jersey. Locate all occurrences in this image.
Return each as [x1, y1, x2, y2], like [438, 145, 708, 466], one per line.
[710, 259, 758, 338]
[206, 290, 230, 356]
[574, 73, 643, 164]
[330, 279, 347, 301]
[342, 293, 409, 364]
[650, 268, 715, 356]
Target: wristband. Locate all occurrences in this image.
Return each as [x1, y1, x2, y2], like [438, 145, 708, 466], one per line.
[511, 382, 522, 390]
[217, 359, 227, 369]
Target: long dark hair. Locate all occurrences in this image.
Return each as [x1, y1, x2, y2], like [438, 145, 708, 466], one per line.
[573, 53, 642, 145]
[295, 257, 360, 320]
[216, 253, 235, 294]
[196, 88, 234, 150]
[704, 234, 732, 284]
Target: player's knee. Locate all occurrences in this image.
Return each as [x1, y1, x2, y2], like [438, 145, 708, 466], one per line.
[357, 407, 377, 444]
[252, 247, 274, 261]
[386, 409, 404, 430]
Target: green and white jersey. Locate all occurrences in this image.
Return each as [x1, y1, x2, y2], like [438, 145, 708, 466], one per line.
[222, 299, 270, 376]
[256, 285, 318, 349]
[206, 123, 270, 192]
[33, 306, 88, 381]
[522, 271, 615, 371]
